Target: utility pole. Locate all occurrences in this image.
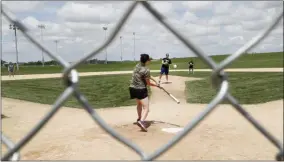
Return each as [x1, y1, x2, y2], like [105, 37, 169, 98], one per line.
[9, 24, 19, 70]
[133, 32, 136, 62]
[38, 24, 45, 67]
[206, 19, 209, 45]
[103, 26, 108, 64]
[120, 36, 123, 62]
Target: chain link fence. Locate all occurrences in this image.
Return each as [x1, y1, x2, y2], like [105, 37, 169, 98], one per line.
[1, 1, 283, 161]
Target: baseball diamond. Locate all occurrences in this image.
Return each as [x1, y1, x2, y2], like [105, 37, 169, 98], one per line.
[1, 1, 283, 161]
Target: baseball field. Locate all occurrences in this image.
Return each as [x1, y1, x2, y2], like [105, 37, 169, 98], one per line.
[1, 52, 283, 160]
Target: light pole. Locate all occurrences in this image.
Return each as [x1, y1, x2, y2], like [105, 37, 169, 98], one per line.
[9, 24, 19, 71]
[219, 20, 223, 46]
[38, 24, 45, 67]
[120, 36, 123, 62]
[239, 21, 247, 54]
[54, 40, 59, 65]
[103, 26, 108, 64]
[133, 32, 135, 62]
[206, 19, 209, 45]
[54, 40, 59, 55]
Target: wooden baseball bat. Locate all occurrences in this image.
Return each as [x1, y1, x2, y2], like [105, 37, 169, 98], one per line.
[159, 87, 180, 104]
[150, 77, 180, 104]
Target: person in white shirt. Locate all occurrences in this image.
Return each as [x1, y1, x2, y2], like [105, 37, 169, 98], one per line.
[8, 62, 15, 77]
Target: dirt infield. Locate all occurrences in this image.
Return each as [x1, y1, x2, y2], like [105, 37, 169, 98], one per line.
[1, 68, 283, 81]
[1, 70, 283, 160]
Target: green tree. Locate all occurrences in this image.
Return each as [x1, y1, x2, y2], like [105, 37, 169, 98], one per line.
[1, 59, 7, 65]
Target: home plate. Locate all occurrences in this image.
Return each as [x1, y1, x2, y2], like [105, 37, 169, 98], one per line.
[161, 127, 184, 133]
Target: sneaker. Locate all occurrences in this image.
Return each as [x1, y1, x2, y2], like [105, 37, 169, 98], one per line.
[137, 120, 147, 132]
[134, 118, 140, 124]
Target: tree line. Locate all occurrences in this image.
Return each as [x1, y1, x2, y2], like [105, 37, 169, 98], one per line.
[1, 59, 128, 67]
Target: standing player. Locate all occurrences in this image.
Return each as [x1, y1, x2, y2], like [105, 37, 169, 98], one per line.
[158, 53, 172, 85]
[129, 53, 160, 132]
[188, 60, 194, 74]
[8, 62, 15, 78]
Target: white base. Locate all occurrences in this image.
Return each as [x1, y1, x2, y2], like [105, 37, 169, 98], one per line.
[161, 127, 184, 133]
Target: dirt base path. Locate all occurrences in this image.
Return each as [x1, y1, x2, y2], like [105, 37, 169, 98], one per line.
[149, 76, 202, 104]
[2, 68, 282, 81]
[2, 75, 283, 160]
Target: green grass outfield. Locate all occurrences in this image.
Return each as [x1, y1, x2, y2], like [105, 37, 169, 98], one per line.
[2, 72, 283, 108]
[1, 74, 153, 109]
[172, 72, 283, 104]
[1, 52, 283, 75]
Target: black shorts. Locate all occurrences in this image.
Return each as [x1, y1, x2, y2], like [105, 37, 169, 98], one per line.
[129, 87, 148, 100]
[189, 66, 193, 69]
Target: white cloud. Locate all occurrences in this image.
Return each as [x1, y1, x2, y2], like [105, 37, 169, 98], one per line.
[1, 1, 283, 63]
[181, 11, 199, 24]
[213, 1, 233, 15]
[241, 20, 268, 31]
[2, 1, 45, 13]
[208, 15, 236, 26]
[224, 24, 243, 34]
[182, 1, 213, 11]
[252, 1, 283, 9]
[21, 16, 40, 30]
[57, 2, 129, 24]
[232, 5, 265, 21]
[2, 17, 11, 37]
[151, 1, 176, 17]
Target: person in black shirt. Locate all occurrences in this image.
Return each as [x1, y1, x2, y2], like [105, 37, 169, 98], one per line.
[158, 53, 172, 85]
[188, 60, 194, 74]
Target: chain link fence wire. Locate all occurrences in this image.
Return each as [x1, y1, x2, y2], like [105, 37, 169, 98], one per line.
[1, 1, 284, 161]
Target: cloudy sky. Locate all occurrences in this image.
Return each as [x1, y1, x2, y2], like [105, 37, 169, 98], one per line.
[1, 1, 283, 63]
